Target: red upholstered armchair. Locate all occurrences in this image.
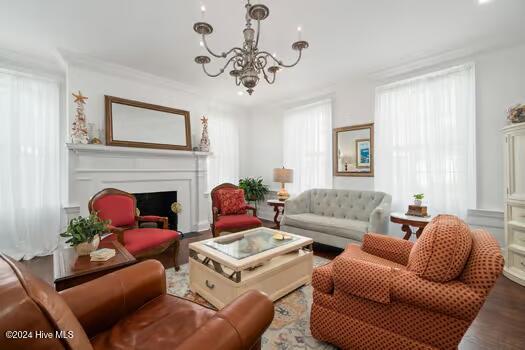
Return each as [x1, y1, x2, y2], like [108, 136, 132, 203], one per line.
[310, 215, 504, 350]
[211, 183, 263, 237]
[89, 188, 181, 270]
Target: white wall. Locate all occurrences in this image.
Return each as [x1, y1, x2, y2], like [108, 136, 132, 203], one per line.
[66, 65, 247, 148]
[243, 43, 525, 218]
[239, 107, 283, 192]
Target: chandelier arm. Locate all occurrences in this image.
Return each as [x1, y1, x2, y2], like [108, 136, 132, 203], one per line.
[262, 68, 276, 84]
[201, 54, 240, 77]
[202, 35, 243, 58]
[256, 49, 303, 68]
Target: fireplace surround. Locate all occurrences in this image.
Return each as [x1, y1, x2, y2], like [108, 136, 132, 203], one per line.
[65, 143, 210, 234]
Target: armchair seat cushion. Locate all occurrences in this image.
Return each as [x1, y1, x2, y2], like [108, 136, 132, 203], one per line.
[283, 213, 368, 241]
[107, 228, 180, 255]
[215, 214, 262, 231]
[91, 295, 215, 349]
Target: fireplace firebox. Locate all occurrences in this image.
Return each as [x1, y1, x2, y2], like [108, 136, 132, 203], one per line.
[134, 191, 178, 231]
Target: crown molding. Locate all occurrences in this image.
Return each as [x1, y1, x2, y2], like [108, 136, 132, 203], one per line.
[0, 48, 65, 80]
[57, 48, 199, 95]
[368, 41, 524, 82]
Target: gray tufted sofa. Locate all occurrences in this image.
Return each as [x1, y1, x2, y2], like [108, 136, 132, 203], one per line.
[280, 189, 391, 248]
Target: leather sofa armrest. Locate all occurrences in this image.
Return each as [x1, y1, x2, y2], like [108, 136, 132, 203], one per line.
[362, 233, 414, 266]
[60, 260, 166, 338]
[333, 256, 394, 304]
[176, 290, 274, 350]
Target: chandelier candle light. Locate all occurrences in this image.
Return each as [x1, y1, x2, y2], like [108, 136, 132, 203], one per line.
[193, 1, 309, 95]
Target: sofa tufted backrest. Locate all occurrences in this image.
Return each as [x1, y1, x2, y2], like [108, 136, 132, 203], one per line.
[307, 189, 388, 221]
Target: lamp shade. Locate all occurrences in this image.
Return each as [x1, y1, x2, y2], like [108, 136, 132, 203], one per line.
[273, 168, 293, 183]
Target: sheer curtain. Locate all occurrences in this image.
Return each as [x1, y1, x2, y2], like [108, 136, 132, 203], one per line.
[0, 68, 61, 259]
[207, 111, 240, 191]
[283, 99, 333, 195]
[375, 64, 476, 219]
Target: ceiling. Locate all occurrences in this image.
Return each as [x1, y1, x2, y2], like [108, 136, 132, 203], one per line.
[1, 0, 524, 106]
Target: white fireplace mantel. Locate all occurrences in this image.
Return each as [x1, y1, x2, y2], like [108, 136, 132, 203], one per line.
[66, 143, 212, 158]
[65, 143, 211, 234]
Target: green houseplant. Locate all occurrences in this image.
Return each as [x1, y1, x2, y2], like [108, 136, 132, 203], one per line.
[239, 177, 270, 205]
[60, 212, 109, 256]
[413, 193, 424, 206]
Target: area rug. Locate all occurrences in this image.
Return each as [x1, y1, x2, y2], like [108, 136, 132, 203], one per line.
[165, 256, 337, 350]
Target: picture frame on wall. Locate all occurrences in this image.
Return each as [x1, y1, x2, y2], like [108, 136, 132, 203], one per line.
[355, 139, 370, 168]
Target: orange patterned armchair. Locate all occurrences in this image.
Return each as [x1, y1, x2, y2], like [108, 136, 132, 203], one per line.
[310, 215, 504, 350]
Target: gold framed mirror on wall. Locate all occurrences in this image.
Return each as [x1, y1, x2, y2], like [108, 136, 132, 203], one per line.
[333, 123, 374, 177]
[105, 95, 192, 151]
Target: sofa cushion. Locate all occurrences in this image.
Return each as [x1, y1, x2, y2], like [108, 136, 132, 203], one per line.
[282, 213, 368, 241]
[217, 189, 247, 215]
[408, 215, 472, 283]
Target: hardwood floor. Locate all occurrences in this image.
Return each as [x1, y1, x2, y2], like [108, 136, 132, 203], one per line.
[19, 221, 525, 350]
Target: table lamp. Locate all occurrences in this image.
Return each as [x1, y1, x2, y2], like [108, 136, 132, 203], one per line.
[273, 167, 294, 201]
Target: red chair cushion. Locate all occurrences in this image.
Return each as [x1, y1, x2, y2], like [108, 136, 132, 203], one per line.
[92, 194, 135, 227]
[215, 214, 262, 231]
[107, 228, 180, 255]
[217, 189, 247, 215]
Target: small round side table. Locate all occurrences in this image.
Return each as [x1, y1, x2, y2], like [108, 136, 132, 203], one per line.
[390, 212, 432, 240]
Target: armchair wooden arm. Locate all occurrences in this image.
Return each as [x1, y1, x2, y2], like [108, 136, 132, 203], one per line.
[245, 204, 257, 217]
[107, 225, 125, 245]
[137, 215, 169, 229]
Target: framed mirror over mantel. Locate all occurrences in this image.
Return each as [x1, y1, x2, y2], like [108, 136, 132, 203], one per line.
[333, 123, 374, 177]
[105, 95, 192, 151]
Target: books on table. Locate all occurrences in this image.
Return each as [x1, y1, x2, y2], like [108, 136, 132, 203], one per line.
[90, 248, 116, 262]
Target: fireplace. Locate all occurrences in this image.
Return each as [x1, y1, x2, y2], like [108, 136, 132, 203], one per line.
[134, 191, 178, 231]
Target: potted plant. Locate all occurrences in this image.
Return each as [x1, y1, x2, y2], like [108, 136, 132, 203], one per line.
[239, 177, 270, 205]
[60, 212, 109, 256]
[413, 193, 424, 206]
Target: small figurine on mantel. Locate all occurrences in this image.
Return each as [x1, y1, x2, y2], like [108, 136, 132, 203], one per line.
[199, 116, 210, 152]
[71, 91, 89, 144]
[406, 193, 429, 217]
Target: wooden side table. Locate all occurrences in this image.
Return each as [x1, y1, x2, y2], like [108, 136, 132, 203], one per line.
[267, 199, 285, 229]
[390, 212, 432, 240]
[53, 239, 136, 291]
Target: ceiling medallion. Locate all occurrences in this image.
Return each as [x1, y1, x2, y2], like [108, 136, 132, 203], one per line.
[193, 1, 309, 95]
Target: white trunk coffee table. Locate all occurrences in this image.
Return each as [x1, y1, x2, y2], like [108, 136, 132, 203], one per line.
[189, 227, 313, 309]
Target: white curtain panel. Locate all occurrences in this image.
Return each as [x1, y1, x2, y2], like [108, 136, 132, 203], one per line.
[375, 64, 476, 219]
[283, 99, 333, 195]
[207, 111, 240, 191]
[0, 69, 61, 259]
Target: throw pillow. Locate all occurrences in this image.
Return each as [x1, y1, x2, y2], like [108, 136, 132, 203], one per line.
[407, 214, 472, 283]
[218, 189, 247, 215]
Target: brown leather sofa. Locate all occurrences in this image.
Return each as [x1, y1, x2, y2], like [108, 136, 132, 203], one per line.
[0, 254, 274, 350]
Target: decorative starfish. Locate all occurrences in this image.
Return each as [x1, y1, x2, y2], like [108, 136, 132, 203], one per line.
[72, 91, 88, 104]
[201, 116, 208, 123]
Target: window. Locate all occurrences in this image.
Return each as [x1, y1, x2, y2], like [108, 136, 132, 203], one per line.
[283, 99, 333, 194]
[375, 64, 476, 218]
[0, 68, 61, 259]
[207, 111, 240, 191]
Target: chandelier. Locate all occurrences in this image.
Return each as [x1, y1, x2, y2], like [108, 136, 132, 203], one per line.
[193, 1, 309, 95]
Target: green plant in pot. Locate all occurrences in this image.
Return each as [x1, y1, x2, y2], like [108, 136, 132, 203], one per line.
[60, 212, 110, 256]
[413, 193, 424, 206]
[239, 177, 270, 206]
